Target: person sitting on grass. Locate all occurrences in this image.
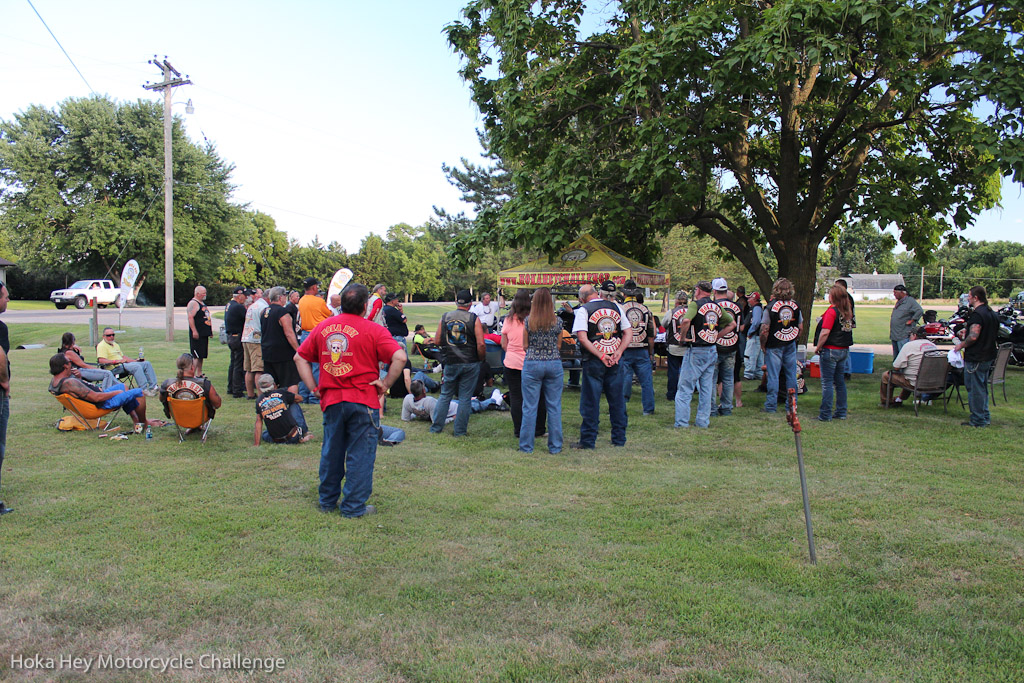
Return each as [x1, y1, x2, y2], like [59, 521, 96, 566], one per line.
[48, 353, 163, 430]
[159, 353, 223, 423]
[254, 373, 312, 445]
[401, 379, 502, 423]
[412, 324, 443, 366]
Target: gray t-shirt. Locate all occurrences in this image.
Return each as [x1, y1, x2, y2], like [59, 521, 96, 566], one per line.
[402, 394, 456, 423]
[890, 296, 924, 342]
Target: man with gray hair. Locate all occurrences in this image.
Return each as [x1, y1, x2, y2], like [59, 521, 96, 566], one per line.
[260, 286, 301, 394]
[470, 292, 500, 332]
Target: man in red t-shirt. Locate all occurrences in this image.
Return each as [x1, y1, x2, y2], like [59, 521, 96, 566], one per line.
[295, 283, 406, 518]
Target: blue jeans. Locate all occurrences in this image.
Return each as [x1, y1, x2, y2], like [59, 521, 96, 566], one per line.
[262, 403, 309, 443]
[621, 348, 655, 414]
[712, 351, 736, 415]
[0, 391, 8, 494]
[763, 343, 798, 412]
[318, 401, 379, 517]
[666, 353, 683, 400]
[818, 348, 849, 420]
[412, 370, 439, 392]
[964, 359, 993, 426]
[430, 363, 480, 436]
[891, 338, 909, 359]
[743, 340, 764, 380]
[121, 360, 157, 390]
[79, 367, 116, 390]
[98, 382, 144, 414]
[380, 424, 405, 444]
[519, 359, 564, 454]
[297, 330, 321, 404]
[674, 346, 717, 428]
[578, 358, 627, 448]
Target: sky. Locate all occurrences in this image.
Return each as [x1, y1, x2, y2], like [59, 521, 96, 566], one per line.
[1, 0, 1021, 256]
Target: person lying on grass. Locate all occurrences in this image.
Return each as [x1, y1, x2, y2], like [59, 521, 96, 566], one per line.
[48, 353, 166, 430]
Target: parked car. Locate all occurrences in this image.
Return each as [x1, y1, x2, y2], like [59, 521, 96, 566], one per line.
[1011, 290, 1024, 312]
[50, 279, 127, 309]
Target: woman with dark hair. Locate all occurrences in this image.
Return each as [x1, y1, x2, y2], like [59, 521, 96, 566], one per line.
[502, 288, 545, 439]
[812, 285, 854, 421]
[59, 332, 116, 389]
[519, 288, 563, 454]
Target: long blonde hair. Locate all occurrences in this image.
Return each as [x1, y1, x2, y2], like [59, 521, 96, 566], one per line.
[771, 278, 794, 301]
[527, 287, 558, 331]
[175, 353, 196, 380]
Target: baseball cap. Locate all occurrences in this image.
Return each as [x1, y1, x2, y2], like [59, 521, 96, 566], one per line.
[749, 291, 760, 300]
[712, 277, 728, 292]
[384, 292, 399, 303]
[244, 288, 256, 296]
[696, 280, 713, 293]
[232, 286, 245, 295]
[599, 280, 617, 293]
[893, 284, 908, 292]
[303, 277, 319, 289]
[456, 289, 473, 305]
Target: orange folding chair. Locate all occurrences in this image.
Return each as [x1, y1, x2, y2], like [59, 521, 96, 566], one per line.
[55, 394, 120, 431]
[166, 397, 213, 443]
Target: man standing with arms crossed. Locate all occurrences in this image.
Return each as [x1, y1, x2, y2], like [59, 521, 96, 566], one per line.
[296, 283, 406, 518]
[573, 282, 632, 449]
[0, 282, 11, 515]
[186, 285, 213, 376]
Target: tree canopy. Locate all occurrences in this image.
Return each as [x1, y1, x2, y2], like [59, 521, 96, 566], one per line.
[446, 0, 1024, 319]
[0, 96, 242, 289]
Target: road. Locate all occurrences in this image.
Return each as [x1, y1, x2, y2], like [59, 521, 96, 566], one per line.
[4, 306, 226, 332]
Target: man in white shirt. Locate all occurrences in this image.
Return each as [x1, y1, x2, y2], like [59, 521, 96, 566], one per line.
[241, 288, 269, 399]
[880, 326, 937, 406]
[470, 292, 500, 332]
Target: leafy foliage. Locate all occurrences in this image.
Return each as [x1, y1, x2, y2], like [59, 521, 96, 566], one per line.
[446, 0, 1023, 326]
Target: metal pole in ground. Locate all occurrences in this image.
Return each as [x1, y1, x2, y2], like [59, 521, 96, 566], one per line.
[786, 387, 817, 564]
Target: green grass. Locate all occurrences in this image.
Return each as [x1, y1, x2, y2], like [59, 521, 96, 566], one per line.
[2, 323, 1023, 681]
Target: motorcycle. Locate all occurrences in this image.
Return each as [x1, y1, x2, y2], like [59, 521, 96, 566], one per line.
[997, 305, 1024, 366]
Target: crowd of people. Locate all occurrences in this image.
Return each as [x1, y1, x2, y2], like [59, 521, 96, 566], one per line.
[0, 272, 1004, 521]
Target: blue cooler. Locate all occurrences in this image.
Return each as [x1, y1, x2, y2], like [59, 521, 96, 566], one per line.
[848, 346, 874, 374]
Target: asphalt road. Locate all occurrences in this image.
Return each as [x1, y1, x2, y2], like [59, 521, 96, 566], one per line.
[4, 306, 224, 332]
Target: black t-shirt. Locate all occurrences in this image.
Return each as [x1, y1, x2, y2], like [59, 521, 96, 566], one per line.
[0, 319, 9, 379]
[389, 359, 415, 400]
[260, 304, 294, 362]
[224, 300, 246, 335]
[383, 305, 408, 338]
[965, 304, 999, 363]
[256, 389, 299, 441]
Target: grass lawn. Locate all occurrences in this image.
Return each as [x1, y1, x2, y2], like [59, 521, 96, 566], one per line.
[2, 322, 1023, 681]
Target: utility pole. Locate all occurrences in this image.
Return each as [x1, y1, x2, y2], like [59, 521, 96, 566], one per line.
[919, 267, 925, 300]
[143, 57, 191, 342]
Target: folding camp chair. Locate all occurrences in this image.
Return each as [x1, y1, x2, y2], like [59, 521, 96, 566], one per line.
[988, 343, 1012, 405]
[166, 397, 213, 443]
[55, 393, 120, 431]
[99, 360, 137, 389]
[885, 350, 952, 416]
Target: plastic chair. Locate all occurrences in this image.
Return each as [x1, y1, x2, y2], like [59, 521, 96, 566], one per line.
[166, 396, 212, 443]
[989, 343, 1012, 405]
[55, 393, 119, 430]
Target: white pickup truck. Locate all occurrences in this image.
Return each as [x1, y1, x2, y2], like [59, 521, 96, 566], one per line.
[50, 279, 128, 309]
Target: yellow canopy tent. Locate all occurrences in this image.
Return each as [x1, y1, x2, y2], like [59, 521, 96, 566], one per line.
[497, 235, 670, 291]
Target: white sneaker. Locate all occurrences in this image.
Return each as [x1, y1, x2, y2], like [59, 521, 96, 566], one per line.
[432, 365, 443, 374]
[143, 387, 159, 397]
[491, 388, 503, 406]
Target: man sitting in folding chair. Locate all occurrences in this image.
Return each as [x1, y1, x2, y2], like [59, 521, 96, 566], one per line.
[880, 326, 937, 407]
[159, 354, 222, 442]
[48, 354, 159, 431]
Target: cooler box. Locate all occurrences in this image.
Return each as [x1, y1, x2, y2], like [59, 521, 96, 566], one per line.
[849, 346, 874, 374]
[807, 355, 820, 378]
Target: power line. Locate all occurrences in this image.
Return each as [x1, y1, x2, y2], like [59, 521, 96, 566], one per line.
[25, 0, 95, 94]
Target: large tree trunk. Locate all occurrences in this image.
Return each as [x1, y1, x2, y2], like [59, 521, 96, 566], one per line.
[775, 236, 820, 345]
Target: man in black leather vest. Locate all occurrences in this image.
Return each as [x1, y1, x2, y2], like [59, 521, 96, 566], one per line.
[571, 282, 633, 449]
[430, 289, 486, 436]
[620, 279, 656, 415]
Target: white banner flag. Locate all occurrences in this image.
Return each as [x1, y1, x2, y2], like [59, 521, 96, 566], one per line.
[327, 268, 354, 303]
[119, 259, 140, 312]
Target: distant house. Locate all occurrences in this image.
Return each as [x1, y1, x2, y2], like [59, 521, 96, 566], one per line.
[846, 273, 906, 301]
[0, 257, 14, 286]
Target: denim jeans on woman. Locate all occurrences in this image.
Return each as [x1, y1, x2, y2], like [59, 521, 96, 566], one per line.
[817, 347, 849, 421]
[519, 359, 563, 454]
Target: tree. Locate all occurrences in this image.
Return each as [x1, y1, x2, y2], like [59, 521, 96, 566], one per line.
[0, 96, 243, 299]
[218, 210, 290, 286]
[386, 223, 446, 300]
[351, 234, 390, 287]
[828, 220, 897, 276]
[446, 0, 1023, 333]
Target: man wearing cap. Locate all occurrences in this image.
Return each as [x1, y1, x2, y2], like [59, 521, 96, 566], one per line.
[619, 279, 656, 415]
[224, 287, 249, 398]
[890, 284, 924, 357]
[430, 289, 487, 436]
[711, 278, 742, 416]
[382, 293, 409, 350]
[241, 288, 268, 400]
[674, 281, 734, 428]
[298, 277, 333, 404]
[572, 281, 633, 448]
